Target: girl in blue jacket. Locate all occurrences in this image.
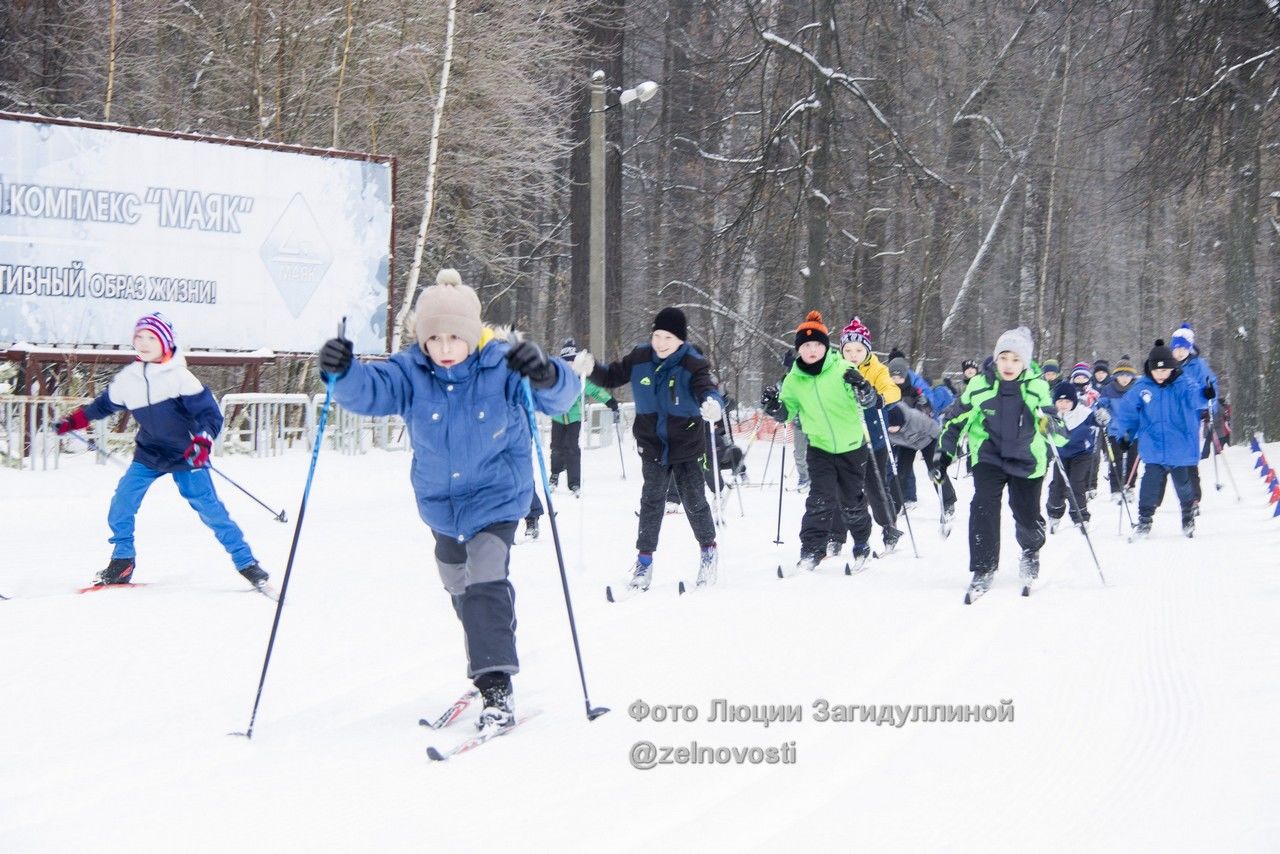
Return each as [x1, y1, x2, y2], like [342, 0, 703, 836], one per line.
[318, 269, 578, 731]
[1169, 323, 1219, 505]
[55, 313, 268, 591]
[1108, 340, 1207, 539]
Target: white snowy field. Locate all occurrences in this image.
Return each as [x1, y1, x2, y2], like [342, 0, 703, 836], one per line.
[2, 429, 1277, 854]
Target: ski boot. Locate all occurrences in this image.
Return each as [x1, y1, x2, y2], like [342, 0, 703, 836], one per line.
[627, 556, 653, 592]
[796, 552, 821, 573]
[1182, 513, 1195, 538]
[570, 486, 582, 498]
[95, 557, 135, 587]
[965, 568, 995, 603]
[523, 516, 540, 540]
[825, 539, 842, 559]
[238, 563, 270, 590]
[1048, 517, 1061, 535]
[882, 528, 903, 555]
[849, 543, 872, 573]
[474, 672, 515, 731]
[664, 501, 682, 515]
[1130, 517, 1153, 541]
[696, 545, 718, 588]
[548, 473, 560, 492]
[1018, 549, 1040, 582]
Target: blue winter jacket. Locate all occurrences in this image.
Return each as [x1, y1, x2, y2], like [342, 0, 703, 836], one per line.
[926, 383, 955, 423]
[1093, 377, 1134, 412]
[1107, 370, 1203, 467]
[332, 332, 578, 542]
[589, 341, 723, 466]
[1178, 351, 1217, 408]
[83, 353, 222, 473]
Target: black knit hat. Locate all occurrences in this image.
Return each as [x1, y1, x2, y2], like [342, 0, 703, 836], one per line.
[886, 406, 906, 429]
[794, 310, 830, 349]
[1092, 359, 1110, 374]
[652, 307, 688, 341]
[961, 359, 979, 372]
[559, 338, 577, 359]
[1053, 380, 1078, 405]
[1146, 339, 1176, 371]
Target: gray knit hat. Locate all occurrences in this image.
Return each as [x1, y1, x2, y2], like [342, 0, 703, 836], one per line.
[415, 269, 483, 351]
[993, 326, 1034, 366]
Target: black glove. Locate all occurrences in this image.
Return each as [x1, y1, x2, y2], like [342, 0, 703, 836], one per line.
[761, 385, 787, 422]
[934, 449, 952, 472]
[605, 397, 619, 412]
[506, 340, 557, 389]
[319, 336, 354, 379]
[843, 368, 879, 408]
[1203, 384, 1216, 401]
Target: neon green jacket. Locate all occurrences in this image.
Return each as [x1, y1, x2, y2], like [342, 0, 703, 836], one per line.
[779, 349, 865, 454]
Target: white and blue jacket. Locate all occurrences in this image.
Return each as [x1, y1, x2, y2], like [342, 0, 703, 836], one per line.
[83, 353, 222, 473]
[331, 330, 578, 542]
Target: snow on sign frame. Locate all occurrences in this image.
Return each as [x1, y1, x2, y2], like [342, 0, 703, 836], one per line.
[0, 111, 395, 355]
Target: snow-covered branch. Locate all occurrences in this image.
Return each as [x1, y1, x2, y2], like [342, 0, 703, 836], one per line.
[1185, 47, 1280, 103]
[940, 174, 1022, 340]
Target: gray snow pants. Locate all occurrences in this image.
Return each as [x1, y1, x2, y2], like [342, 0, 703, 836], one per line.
[432, 521, 519, 678]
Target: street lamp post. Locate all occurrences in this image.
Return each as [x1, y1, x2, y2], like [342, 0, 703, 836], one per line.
[588, 71, 658, 356]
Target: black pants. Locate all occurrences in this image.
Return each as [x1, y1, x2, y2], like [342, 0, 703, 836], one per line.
[1106, 437, 1140, 493]
[550, 421, 582, 489]
[802, 445, 873, 558]
[638, 457, 716, 552]
[1047, 453, 1092, 523]
[920, 438, 958, 509]
[831, 444, 896, 546]
[894, 446, 919, 503]
[969, 462, 1045, 574]
[703, 446, 746, 492]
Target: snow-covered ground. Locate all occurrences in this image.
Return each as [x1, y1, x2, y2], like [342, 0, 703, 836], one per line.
[2, 431, 1277, 853]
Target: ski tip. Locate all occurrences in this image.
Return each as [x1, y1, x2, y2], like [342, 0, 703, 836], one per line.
[426, 747, 447, 762]
[1021, 586, 1031, 597]
[605, 586, 615, 603]
[77, 582, 149, 594]
[964, 592, 974, 605]
[776, 566, 784, 579]
[677, 581, 687, 595]
[843, 563, 853, 575]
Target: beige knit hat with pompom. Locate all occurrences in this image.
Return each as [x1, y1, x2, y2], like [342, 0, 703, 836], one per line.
[415, 268, 483, 351]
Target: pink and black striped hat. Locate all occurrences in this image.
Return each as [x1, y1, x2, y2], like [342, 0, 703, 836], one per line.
[134, 312, 176, 357]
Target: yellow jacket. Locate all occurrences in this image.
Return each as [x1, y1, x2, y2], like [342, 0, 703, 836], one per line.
[853, 353, 902, 406]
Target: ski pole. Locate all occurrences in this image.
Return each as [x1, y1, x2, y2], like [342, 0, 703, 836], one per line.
[613, 412, 627, 479]
[1204, 411, 1222, 493]
[1099, 432, 1135, 529]
[1047, 437, 1106, 585]
[721, 411, 746, 518]
[874, 408, 919, 558]
[772, 445, 786, 544]
[859, 421, 901, 545]
[64, 430, 128, 469]
[521, 379, 609, 722]
[1208, 402, 1242, 502]
[760, 427, 778, 490]
[235, 319, 344, 740]
[205, 463, 288, 523]
[706, 416, 725, 528]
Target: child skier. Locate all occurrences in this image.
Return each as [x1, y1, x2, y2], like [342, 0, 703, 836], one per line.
[1107, 339, 1209, 539]
[1041, 359, 1061, 386]
[574, 307, 724, 593]
[1168, 323, 1219, 508]
[1045, 381, 1101, 533]
[317, 269, 578, 729]
[835, 316, 903, 554]
[54, 312, 269, 592]
[548, 339, 619, 496]
[1095, 354, 1139, 502]
[937, 327, 1062, 600]
[762, 311, 877, 573]
[884, 404, 957, 517]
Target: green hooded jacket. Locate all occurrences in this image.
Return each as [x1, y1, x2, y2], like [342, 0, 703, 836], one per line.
[779, 349, 866, 454]
[938, 366, 1064, 479]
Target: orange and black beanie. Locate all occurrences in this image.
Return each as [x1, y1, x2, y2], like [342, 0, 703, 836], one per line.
[794, 311, 830, 350]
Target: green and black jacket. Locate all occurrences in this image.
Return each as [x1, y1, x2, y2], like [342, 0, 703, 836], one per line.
[938, 365, 1064, 479]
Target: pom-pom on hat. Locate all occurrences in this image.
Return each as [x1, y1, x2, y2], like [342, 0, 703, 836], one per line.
[415, 268, 483, 351]
[1170, 323, 1195, 352]
[134, 312, 176, 358]
[652, 307, 688, 341]
[993, 326, 1034, 367]
[1112, 355, 1136, 376]
[1070, 362, 1092, 383]
[1147, 339, 1176, 371]
[839, 316, 872, 351]
[794, 311, 830, 349]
